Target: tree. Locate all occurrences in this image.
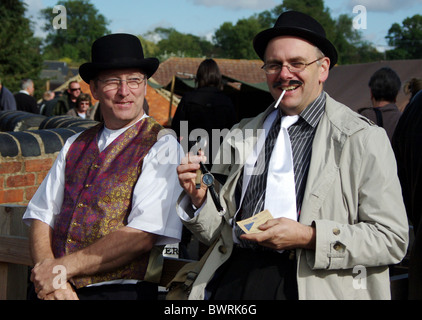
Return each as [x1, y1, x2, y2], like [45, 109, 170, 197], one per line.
[386, 14, 422, 60]
[144, 27, 215, 60]
[0, 0, 43, 94]
[214, 17, 265, 59]
[138, 35, 159, 59]
[41, 0, 110, 63]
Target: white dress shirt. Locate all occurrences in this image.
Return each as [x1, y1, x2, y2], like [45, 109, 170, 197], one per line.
[24, 115, 183, 246]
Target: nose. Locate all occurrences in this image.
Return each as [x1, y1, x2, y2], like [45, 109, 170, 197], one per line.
[117, 80, 130, 96]
[279, 65, 294, 79]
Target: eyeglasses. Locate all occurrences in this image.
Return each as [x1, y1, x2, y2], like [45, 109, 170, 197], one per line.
[70, 88, 81, 92]
[97, 76, 146, 91]
[261, 58, 323, 74]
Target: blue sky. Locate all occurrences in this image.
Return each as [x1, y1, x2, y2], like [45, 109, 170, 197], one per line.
[25, 0, 422, 51]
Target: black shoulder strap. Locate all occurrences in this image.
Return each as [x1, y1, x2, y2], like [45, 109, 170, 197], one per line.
[373, 108, 383, 127]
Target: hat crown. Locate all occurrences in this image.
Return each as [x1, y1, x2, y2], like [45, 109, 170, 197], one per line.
[91, 33, 145, 64]
[273, 11, 326, 38]
[79, 33, 159, 83]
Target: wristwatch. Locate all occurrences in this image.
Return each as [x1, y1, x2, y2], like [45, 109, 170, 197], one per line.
[199, 162, 226, 216]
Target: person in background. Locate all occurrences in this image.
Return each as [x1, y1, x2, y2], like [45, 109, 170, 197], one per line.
[392, 88, 422, 300]
[66, 93, 95, 119]
[24, 33, 183, 300]
[175, 10, 408, 300]
[0, 77, 17, 111]
[358, 67, 402, 143]
[403, 77, 422, 108]
[52, 81, 82, 115]
[14, 79, 39, 114]
[38, 91, 55, 115]
[171, 58, 236, 170]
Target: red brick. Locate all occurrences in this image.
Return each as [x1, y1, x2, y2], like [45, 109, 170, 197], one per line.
[0, 162, 22, 174]
[36, 171, 49, 185]
[25, 186, 40, 202]
[0, 189, 24, 204]
[7, 174, 36, 188]
[25, 158, 53, 173]
[0, 176, 4, 190]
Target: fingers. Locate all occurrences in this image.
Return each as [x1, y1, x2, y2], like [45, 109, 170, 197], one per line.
[42, 283, 79, 300]
[177, 152, 206, 188]
[177, 152, 208, 208]
[180, 151, 206, 166]
[239, 218, 300, 251]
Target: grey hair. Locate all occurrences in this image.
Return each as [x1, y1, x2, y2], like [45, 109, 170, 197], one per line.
[20, 79, 34, 90]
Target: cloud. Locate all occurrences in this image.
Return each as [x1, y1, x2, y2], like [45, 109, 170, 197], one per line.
[189, 0, 276, 11]
[23, 0, 47, 37]
[23, 0, 44, 18]
[347, 0, 421, 12]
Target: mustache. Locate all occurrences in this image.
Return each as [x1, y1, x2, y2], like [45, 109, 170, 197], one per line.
[272, 80, 303, 88]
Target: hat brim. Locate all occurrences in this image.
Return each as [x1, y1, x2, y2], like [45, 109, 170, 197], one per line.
[79, 58, 159, 83]
[253, 27, 338, 69]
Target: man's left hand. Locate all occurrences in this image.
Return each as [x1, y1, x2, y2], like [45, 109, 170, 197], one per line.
[240, 218, 316, 251]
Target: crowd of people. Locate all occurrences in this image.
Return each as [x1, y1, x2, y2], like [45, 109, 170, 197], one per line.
[1, 10, 421, 301]
[0, 77, 98, 120]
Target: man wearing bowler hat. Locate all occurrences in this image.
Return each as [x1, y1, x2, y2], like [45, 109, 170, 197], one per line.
[24, 34, 183, 300]
[175, 11, 408, 299]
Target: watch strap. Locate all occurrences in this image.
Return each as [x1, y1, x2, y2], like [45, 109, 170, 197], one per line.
[208, 184, 225, 216]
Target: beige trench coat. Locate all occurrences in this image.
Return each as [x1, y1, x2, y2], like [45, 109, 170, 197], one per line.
[178, 93, 409, 300]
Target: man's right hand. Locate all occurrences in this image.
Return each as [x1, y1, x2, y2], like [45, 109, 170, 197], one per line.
[177, 151, 208, 208]
[44, 282, 79, 300]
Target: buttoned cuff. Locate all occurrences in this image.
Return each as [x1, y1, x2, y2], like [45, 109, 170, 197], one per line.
[308, 220, 347, 270]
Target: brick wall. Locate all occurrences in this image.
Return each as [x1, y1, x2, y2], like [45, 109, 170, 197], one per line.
[0, 154, 56, 205]
[0, 111, 98, 206]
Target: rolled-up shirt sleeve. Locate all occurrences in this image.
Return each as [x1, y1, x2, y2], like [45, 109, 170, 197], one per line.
[127, 133, 183, 245]
[23, 134, 80, 228]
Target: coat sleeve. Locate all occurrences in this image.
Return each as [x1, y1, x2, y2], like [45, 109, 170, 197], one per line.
[310, 126, 409, 270]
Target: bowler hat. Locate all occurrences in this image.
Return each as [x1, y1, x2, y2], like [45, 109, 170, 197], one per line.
[79, 33, 159, 83]
[253, 11, 338, 69]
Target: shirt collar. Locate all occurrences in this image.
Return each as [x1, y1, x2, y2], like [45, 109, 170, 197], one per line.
[297, 91, 326, 128]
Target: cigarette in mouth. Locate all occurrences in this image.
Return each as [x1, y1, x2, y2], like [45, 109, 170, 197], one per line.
[274, 90, 286, 109]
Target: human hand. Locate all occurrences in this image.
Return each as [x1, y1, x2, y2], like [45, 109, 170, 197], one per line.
[240, 218, 316, 251]
[177, 151, 208, 208]
[43, 282, 79, 300]
[31, 258, 70, 299]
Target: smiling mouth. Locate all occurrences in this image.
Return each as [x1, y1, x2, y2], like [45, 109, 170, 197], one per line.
[116, 101, 132, 106]
[274, 80, 303, 91]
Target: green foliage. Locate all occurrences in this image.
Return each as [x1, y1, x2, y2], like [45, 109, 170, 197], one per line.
[41, 0, 110, 63]
[143, 28, 215, 61]
[0, 0, 43, 95]
[386, 15, 422, 60]
[214, 17, 265, 59]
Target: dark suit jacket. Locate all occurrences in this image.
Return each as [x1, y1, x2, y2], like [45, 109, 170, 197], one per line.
[392, 90, 422, 299]
[14, 92, 39, 114]
[171, 87, 237, 167]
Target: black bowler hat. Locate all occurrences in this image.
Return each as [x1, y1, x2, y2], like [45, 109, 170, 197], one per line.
[79, 33, 159, 83]
[253, 11, 338, 69]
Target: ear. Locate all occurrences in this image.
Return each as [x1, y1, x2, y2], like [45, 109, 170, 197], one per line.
[319, 57, 330, 83]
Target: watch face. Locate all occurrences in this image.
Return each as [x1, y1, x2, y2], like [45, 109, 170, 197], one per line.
[202, 173, 214, 187]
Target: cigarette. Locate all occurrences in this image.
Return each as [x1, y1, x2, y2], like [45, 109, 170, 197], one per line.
[274, 90, 286, 109]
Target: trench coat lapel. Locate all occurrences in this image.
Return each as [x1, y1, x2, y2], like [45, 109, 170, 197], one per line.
[299, 94, 365, 225]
